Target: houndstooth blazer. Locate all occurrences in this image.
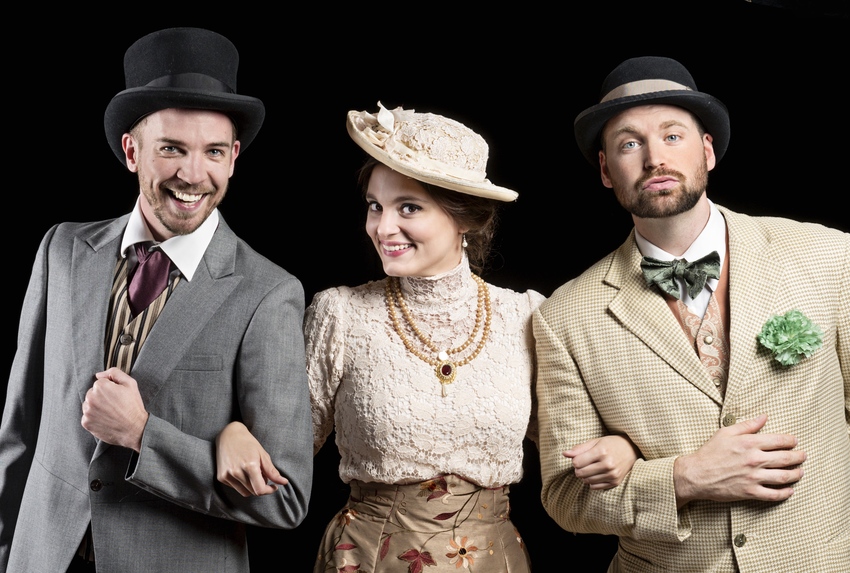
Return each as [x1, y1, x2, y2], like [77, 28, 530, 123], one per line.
[534, 205, 850, 572]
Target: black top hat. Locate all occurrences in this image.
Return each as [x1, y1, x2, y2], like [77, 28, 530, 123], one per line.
[574, 56, 730, 167]
[103, 27, 265, 165]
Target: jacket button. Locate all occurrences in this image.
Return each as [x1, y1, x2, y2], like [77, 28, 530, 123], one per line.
[119, 333, 134, 345]
[722, 414, 736, 426]
[703, 335, 714, 345]
[90, 479, 103, 492]
[734, 533, 747, 547]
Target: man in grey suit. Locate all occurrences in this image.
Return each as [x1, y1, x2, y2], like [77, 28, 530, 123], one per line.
[0, 27, 313, 572]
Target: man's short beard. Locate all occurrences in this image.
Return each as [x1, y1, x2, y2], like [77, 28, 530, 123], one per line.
[615, 161, 708, 219]
[138, 172, 224, 237]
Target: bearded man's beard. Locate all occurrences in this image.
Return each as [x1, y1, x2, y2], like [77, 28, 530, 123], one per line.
[613, 160, 708, 219]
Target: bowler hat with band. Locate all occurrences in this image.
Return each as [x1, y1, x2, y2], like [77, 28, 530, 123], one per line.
[103, 27, 265, 165]
[574, 56, 730, 167]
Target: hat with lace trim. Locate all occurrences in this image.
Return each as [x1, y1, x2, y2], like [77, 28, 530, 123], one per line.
[104, 27, 265, 165]
[346, 102, 518, 202]
[574, 56, 730, 167]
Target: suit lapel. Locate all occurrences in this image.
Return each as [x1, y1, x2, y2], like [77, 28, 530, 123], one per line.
[73, 217, 129, 403]
[606, 232, 722, 404]
[129, 219, 242, 406]
[719, 207, 782, 405]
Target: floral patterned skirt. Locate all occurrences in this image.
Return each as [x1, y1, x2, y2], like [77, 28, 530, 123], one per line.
[313, 475, 531, 573]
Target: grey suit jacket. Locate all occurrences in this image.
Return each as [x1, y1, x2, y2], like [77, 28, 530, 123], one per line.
[0, 214, 314, 572]
[534, 206, 850, 572]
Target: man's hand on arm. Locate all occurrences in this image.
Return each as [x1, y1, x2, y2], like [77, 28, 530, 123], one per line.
[673, 413, 806, 509]
[81, 367, 149, 452]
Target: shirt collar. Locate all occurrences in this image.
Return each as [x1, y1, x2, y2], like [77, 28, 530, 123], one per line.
[635, 200, 726, 284]
[634, 201, 727, 315]
[120, 197, 219, 281]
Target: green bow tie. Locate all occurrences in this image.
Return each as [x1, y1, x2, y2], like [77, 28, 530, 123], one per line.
[640, 251, 721, 300]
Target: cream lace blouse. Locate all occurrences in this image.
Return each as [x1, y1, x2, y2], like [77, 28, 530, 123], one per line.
[305, 257, 545, 487]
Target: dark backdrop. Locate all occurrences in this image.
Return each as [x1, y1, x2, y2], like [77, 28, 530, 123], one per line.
[4, 2, 847, 571]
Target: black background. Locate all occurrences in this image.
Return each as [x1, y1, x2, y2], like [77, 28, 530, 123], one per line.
[3, 1, 848, 571]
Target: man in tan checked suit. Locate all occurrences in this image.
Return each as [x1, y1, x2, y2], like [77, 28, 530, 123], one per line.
[534, 56, 850, 572]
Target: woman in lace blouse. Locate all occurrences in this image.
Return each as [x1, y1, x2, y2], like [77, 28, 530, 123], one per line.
[215, 103, 639, 572]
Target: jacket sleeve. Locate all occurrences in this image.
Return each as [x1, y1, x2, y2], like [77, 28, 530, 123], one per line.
[0, 226, 56, 567]
[533, 306, 687, 544]
[125, 275, 314, 529]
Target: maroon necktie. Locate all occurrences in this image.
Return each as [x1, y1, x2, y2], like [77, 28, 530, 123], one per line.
[128, 242, 172, 316]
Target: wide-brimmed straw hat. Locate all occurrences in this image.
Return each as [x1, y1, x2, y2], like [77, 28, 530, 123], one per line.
[574, 56, 730, 167]
[346, 102, 518, 202]
[104, 27, 265, 165]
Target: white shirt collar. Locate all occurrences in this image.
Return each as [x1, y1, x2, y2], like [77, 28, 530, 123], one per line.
[635, 200, 727, 315]
[120, 197, 219, 281]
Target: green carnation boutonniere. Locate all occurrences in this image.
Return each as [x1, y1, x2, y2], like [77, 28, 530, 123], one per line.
[757, 309, 823, 366]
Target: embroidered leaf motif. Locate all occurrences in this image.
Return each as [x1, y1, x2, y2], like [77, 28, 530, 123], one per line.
[433, 511, 459, 521]
[419, 477, 450, 501]
[335, 543, 357, 550]
[379, 534, 392, 560]
[398, 549, 437, 573]
[339, 564, 360, 573]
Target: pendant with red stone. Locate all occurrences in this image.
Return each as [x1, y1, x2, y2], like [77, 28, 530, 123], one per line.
[435, 351, 456, 396]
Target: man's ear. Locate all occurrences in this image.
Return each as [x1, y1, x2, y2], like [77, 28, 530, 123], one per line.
[228, 140, 241, 177]
[599, 150, 614, 189]
[703, 133, 716, 172]
[122, 133, 139, 173]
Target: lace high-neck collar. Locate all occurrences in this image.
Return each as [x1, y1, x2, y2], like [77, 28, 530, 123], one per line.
[396, 254, 476, 308]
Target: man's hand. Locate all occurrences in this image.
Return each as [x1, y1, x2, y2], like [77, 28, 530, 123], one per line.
[81, 368, 149, 452]
[674, 414, 806, 508]
[216, 421, 288, 497]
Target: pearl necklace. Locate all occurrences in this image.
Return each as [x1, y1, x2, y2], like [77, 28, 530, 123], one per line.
[385, 274, 491, 397]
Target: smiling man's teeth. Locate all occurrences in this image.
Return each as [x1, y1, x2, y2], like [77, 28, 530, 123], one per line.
[384, 244, 411, 252]
[172, 190, 202, 203]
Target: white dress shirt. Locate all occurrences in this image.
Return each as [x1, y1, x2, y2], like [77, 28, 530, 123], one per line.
[120, 197, 219, 281]
[635, 200, 727, 317]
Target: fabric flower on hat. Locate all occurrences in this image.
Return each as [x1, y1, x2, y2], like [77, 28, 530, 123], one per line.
[757, 310, 823, 366]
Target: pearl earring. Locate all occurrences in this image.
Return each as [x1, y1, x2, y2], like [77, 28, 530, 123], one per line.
[462, 234, 468, 248]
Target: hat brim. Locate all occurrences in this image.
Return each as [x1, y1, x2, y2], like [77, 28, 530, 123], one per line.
[574, 90, 730, 167]
[346, 113, 518, 202]
[104, 87, 265, 165]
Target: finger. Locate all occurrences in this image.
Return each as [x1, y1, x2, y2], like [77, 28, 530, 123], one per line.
[751, 483, 796, 502]
[755, 434, 801, 453]
[575, 460, 618, 482]
[221, 476, 254, 498]
[563, 439, 598, 459]
[96, 368, 134, 386]
[261, 458, 289, 486]
[759, 465, 805, 486]
[572, 448, 616, 474]
[246, 466, 278, 496]
[95, 367, 122, 381]
[230, 458, 275, 496]
[752, 447, 806, 469]
[727, 413, 768, 436]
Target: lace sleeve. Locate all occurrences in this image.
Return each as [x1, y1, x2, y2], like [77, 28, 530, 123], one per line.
[304, 287, 348, 455]
[524, 289, 547, 446]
